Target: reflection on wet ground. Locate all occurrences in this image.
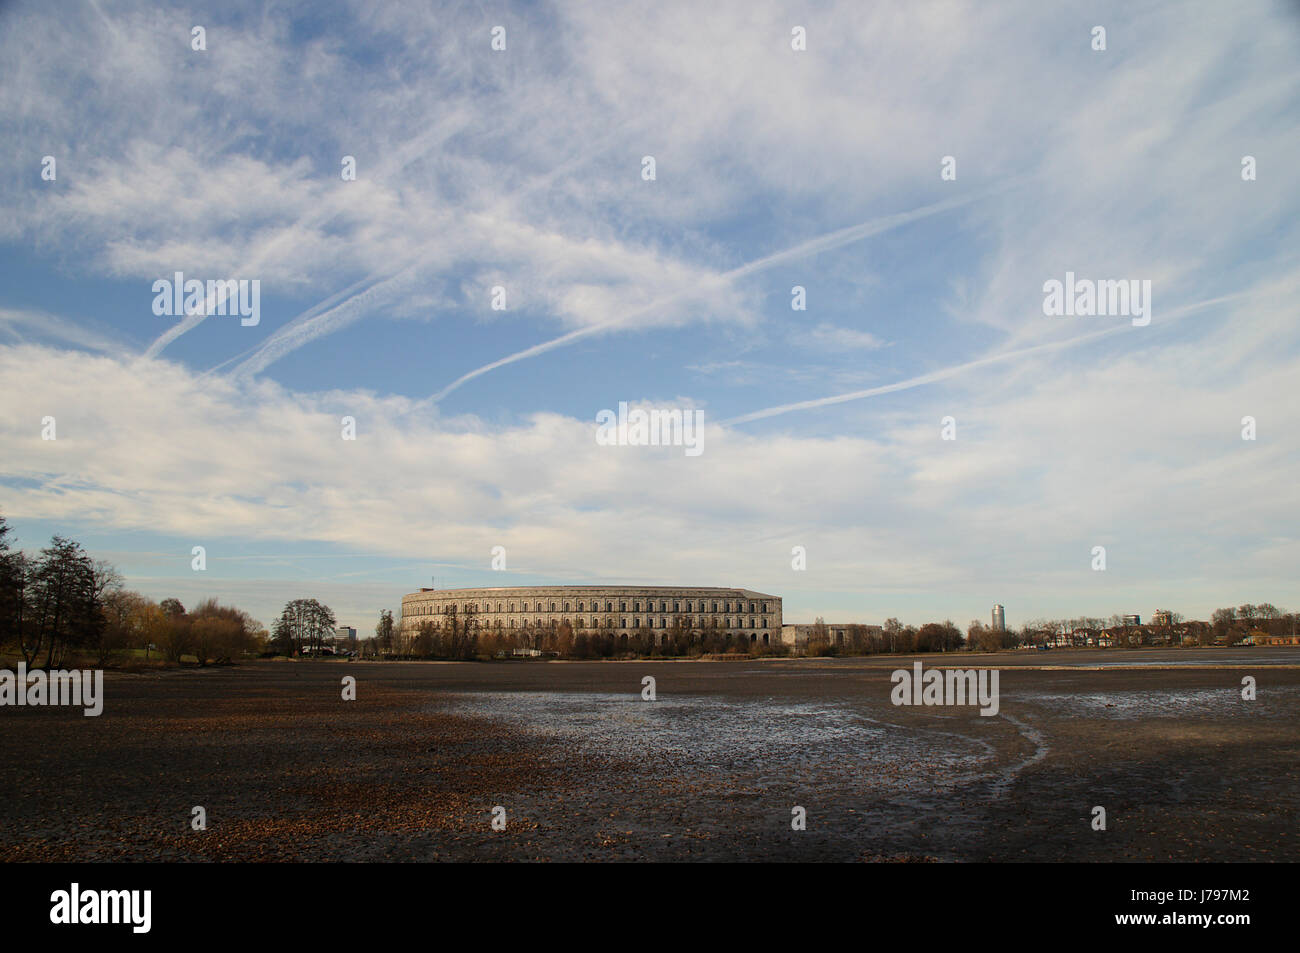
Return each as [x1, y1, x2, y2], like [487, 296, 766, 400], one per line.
[453, 691, 994, 795]
[3, 655, 1296, 861]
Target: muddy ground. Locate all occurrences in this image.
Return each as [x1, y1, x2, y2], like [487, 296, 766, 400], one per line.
[1, 648, 1296, 861]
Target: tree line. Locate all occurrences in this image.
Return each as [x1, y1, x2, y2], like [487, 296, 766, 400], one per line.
[7, 511, 1291, 665]
[971, 605, 1295, 651]
[351, 602, 1298, 661]
[1, 514, 264, 667]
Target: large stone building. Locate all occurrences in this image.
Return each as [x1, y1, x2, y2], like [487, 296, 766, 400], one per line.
[401, 585, 783, 646]
[781, 622, 884, 649]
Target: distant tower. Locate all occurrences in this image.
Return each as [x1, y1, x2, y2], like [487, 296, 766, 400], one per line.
[992, 604, 1006, 632]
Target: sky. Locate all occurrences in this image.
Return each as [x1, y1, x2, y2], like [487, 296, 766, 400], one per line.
[1, 0, 1298, 634]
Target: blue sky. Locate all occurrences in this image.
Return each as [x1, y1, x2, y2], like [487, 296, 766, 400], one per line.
[1, 0, 1298, 633]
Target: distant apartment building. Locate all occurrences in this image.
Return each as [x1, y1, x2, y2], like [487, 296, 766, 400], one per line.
[1151, 609, 1174, 626]
[1121, 614, 1141, 626]
[333, 626, 358, 650]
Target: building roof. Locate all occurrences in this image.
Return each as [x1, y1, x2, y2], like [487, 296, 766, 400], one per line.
[409, 585, 780, 599]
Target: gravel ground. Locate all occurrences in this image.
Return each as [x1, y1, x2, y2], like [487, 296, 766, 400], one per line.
[1, 649, 1296, 861]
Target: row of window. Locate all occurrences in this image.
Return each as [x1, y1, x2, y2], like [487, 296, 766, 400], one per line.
[408, 599, 772, 616]
[419, 617, 770, 630]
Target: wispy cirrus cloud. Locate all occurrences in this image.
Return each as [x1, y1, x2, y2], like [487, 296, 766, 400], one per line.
[2, 0, 1298, 631]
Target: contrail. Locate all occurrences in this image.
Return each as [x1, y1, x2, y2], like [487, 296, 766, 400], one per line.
[228, 265, 423, 379]
[428, 184, 1011, 403]
[724, 186, 1008, 280]
[722, 326, 1131, 425]
[143, 111, 473, 360]
[201, 271, 385, 377]
[429, 324, 605, 403]
[220, 124, 640, 378]
[0, 307, 130, 357]
[722, 291, 1246, 426]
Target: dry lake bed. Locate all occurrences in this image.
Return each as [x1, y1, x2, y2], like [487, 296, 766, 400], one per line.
[2, 648, 1297, 862]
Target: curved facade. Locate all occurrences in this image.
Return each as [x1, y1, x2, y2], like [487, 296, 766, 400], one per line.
[401, 585, 784, 644]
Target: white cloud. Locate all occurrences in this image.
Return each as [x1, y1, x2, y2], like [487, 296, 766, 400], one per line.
[2, 0, 1298, 629]
[10, 1, 1291, 382]
[1, 296, 1296, 627]
[798, 323, 888, 352]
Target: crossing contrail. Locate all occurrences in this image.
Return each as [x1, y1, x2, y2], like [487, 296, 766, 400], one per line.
[143, 111, 473, 360]
[215, 124, 641, 378]
[428, 184, 1011, 403]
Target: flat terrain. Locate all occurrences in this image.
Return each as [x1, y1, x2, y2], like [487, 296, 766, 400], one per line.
[2, 648, 1297, 862]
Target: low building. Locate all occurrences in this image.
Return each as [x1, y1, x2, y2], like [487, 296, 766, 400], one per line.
[781, 623, 883, 649]
[1258, 633, 1300, 646]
